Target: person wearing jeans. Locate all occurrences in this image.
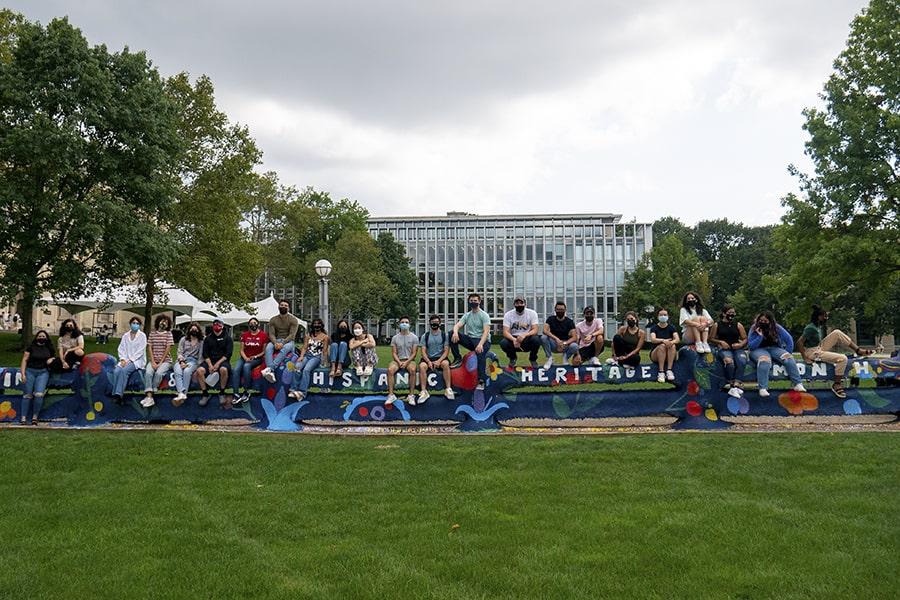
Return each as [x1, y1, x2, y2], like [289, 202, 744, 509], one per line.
[172, 322, 203, 406]
[20, 330, 54, 425]
[232, 317, 269, 404]
[112, 317, 147, 404]
[288, 318, 328, 400]
[747, 310, 805, 398]
[450, 293, 492, 389]
[261, 299, 299, 383]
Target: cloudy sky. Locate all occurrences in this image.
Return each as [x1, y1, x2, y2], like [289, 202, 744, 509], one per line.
[10, 1, 870, 227]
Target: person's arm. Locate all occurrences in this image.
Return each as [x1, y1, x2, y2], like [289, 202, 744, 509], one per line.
[364, 334, 376, 348]
[287, 317, 299, 343]
[502, 324, 515, 343]
[670, 327, 680, 345]
[634, 330, 646, 353]
[20, 350, 29, 383]
[391, 341, 401, 364]
[736, 324, 747, 349]
[477, 323, 490, 351]
[747, 328, 762, 351]
[796, 334, 810, 362]
[565, 325, 577, 346]
[523, 321, 539, 339]
[240, 339, 251, 361]
[709, 323, 727, 349]
[778, 325, 794, 354]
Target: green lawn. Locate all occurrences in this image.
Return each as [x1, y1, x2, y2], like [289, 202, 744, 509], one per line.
[0, 431, 897, 599]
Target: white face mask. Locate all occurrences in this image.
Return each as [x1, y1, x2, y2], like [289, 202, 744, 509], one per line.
[353, 328, 363, 336]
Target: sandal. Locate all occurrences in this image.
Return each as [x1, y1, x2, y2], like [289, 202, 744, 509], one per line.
[855, 348, 875, 357]
[831, 384, 847, 399]
[335, 366, 343, 377]
[31, 417, 38, 426]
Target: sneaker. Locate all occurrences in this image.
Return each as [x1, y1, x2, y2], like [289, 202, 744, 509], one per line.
[666, 370, 675, 381]
[242, 392, 252, 403]
[356, 366, 364, 377]
[140, 396, 155, 408]
[657, 372, 665, 383]
[363, 366, 373, 377]
[217, 395, 226, 407]
[445, 388, 456, 400]
[406, 393, 417, 405]
[759, 388, 770, 398]
[476, 380, 485, 390]
[232, 394, 243, 405]
[172, 392, 186, 407]
[288, 390, 303, 400]
[449, 358, 462, 369]
[508, 359, 517, 368]
[385, 393, 397, 406]
[793, 383, 807, 393]
[590, 356, 601, 366]
[418, 391, 430, 404]
[605, 357, 617, 366]
[262, 368, 276, 383]
[728, 387, 743, 398]
[543, 357, 554, 370]
[695, 342, 706, 353]
[198, 394, 210, 407]
[530, 360, 540, 369]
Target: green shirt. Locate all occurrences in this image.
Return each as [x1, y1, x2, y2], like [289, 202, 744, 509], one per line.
[459, 309, 491, 338]
[802, 322, 823, 347]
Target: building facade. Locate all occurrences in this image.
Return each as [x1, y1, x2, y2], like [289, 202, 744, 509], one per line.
[367, 212, 652, 333]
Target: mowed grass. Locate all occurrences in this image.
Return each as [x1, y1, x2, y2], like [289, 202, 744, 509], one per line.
[0, 431, 897, 599]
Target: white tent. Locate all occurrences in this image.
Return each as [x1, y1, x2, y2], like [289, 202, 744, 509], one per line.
[174, 294, 306, 329]
[44, 282, 216, 317]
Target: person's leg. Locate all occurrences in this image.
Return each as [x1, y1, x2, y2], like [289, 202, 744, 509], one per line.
[499, 337, 516, 364]
[31, 369, 49, 422]
[476, 340, 491, 383]
[264, 342, 275, 369]
[564, 342, 578, 363]
[622, 353, 641, 368]
[665, 345, 676, 371]
[778, 352, 803, 387]
[818, 329, 853, 352]
[522, 335, 542, 362]
[339, 342, 350, 368]
[733, 351, 748, 386]
[195, 365, 208, 392]
[272, 341, 295, 368]
[440, 359, 452, 389]
[152, 362, 171, 391]
[299, 355, 321, 395]
[143, 364, 156, 393]
[173, 361, 185, 394]
[541, 336, 555, 360]
[218, 365, 231, 395]
[750, 349, 772, 391]
[405, 361, 418, 394]
[387, 361, 399, 395]
[719, 349, 736, 382]
[182, 359, 198, 393]
[232, 357, 247, 394]
[21, 367, 36, 423]
[418, 361, 430, 394]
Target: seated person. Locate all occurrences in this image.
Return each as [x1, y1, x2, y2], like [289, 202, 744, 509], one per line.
[349, 322, 378, 377]
[261, 299, 299, 383]
[747, 311, 805, 398]
[797, 304, 874, 399]
[386, 316, 419, 406]
[709, 306, 748, 398]
[141, 315, 174, 408]
[50, 318, 85, 372]
[572, 306, 604, 367]
[541, 301, 578, 369]
[499, 297, 542, 368]
[649, 309, 679, 383]
[195, 319, 233, 406]
[609, 311, 645, 368]
[418, 315, 454, 403]
[328, 319, 353, 378]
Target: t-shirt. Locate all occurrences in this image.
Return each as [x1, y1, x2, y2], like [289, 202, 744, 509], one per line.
[575, 319, 604, 349]
[649, 323, 678, 346]
[25, 341, 54, 369]
[503, 308, 539, 337]
[679, 307, 713, 331]
[241, 330, 269, 357]
[58, 333, 84, 355]
[390, 331, 419, 361]
[459, 309, 491, 338]
[267, 313, 299, 342]
[202, 332, 233, 363]
[419, 330, 448, 360]
[801, 322, 823, 347]
[545, 316, 576, 342]
[148, 330, 174, 363]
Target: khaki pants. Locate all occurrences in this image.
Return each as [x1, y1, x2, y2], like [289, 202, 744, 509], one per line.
[801, 329, 852, 377]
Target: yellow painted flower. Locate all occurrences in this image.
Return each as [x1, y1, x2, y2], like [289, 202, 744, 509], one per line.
[86, 412, 96, 421]
[94, 401, 103, 412]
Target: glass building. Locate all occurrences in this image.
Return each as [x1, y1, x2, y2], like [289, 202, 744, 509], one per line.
[367, 212, 653, 333]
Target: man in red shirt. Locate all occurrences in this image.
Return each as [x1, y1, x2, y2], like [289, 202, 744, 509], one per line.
[232, 317, 269, 404]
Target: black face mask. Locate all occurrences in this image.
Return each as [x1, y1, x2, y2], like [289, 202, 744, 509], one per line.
[190, 330, 200, 338]
[725, 314, 735, 321]
[687, 300, 697, 307]
[627, 319, 637, 327]
[279, 307, 288, 315]
[338, 326, 349, 334]
[585, 315, 594, 322]
[555, 311, 565, 318]
[36, 338, 48, 345]
[430, 323, 440, 330]
[64, 326, 74, 333]
[249, 323, 258, 330]
[514, 305, 525, 314]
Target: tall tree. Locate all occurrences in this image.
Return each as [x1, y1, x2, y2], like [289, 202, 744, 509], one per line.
[375, 232, 418, 333]
[0, 17, 180, 342]
[776, 0, 900, 327]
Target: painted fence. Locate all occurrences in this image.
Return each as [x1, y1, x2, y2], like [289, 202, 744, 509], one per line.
[1, 348, 898, 431]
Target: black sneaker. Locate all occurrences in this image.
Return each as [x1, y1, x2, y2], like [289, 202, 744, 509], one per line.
[476, 380, 485, 390]
[449, 358, 462, 369]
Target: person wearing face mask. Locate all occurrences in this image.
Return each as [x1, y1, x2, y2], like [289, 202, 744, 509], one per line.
[232, 317, 269, 404]
[572, 306, 605, 367]
[679, 291, 714, 353]
[499, 296, 542, 369]
[349, 321, 378, 378]
[112, 317, 148, 404]
[449, 293, 492, 389]
[386, 316, 420, 405]
[796, 304, 874, 399]
[20, 330, 54, 424]
[418, 315, 454, 403]
[541, 301, 578, 369]
[50, 318, 85, 372]
[747, 310, 805, 397]
[172, 322, 203, 406]
[261, 300, 300, 383]
[649, 309, 679, 383]
[609, 310, 646, 368]
[140, 315, 175, 408]
[709, 306, 748, 398]
[328, 319, 353, 379]
[288, 318, 330, 400]
[195, 319, 234, 406]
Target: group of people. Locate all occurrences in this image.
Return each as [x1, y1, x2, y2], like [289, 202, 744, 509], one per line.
[16, 293, 877, 424]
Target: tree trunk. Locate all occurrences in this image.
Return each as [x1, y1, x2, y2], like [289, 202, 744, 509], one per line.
[142, 277, 156, 332]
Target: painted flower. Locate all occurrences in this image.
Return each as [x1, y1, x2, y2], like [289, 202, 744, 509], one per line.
[687, 381, 700, 396]
[486, 359, 503, 381]
[82, 353, 107, 375]
[778, 390, 818, 415]
[0, 400, 15, 419]
[686, 400, 703, 417]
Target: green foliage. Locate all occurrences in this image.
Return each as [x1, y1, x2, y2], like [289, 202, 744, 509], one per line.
[0, 17, 180, 342]
[328, 231, 394, 322]
[777, 0, 900, 328]
[376, 232, 419, 326]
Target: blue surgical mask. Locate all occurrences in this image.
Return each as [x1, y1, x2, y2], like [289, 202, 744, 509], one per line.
[131, 323, 140, 331]
[400, 323, 410, 331]
[659, 315, 669, 323]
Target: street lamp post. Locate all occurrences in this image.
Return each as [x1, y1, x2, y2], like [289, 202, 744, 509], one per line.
[315, 259, 332, 331]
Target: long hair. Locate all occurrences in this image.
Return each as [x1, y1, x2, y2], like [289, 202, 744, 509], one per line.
[752, 310, 779, 343]
[810, 304, 827, 324]
[719, 305, 734, 321]
[58, 318, 82, 338]
[681, 291, 706, 314]
[32, 329, 51, 345]
[186, 321, 204, 341]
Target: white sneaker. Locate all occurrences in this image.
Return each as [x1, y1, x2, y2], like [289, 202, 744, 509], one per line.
[695, 342, 706, 353]
[793, 383, 807, 392]
[262, 368, 275, 383]
[666, 370, 675, 381]
[356, 366, 364, 377]
[657, 372, 665, 383]
[605, 357, 617, 366]
[445, 388, 456, 400]
[385, 393, 397, 406]
[406, 394, 417, 405]
[728, 387, 743, 398]
[418, 391, 430, 404]
[759, 388, 770, 398]
[543, 357, 554, 370]
[363, 366, 373, 377]
[590, 356, 601, 366]
[140, 396, 155, 408]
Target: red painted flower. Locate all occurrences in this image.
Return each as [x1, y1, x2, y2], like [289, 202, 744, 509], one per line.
[686, 400, 703, 416]
[82, 353, 107, 375]
[550, 380, 560, 387]
[583, 374, 593, 384]
[778, 390, 818, 415]
[565, 373, 577, 385]
[687, 381, 700, 396]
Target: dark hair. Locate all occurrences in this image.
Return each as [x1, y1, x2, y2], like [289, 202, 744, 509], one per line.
[278, 299, 290, 306]
[583, 306, 595, 314]
[352, 321, 366, 334]
[753, 310, 778, 343]
[719, 305, 735, 319]
[468, 293, 480, 302]
[154, 314, 171, 329]
[681, 291, 706, 313]
[429, 314, 441, 322]
[399, 315, 410, 323]
[625, 310, 639, 321]
[32, 329, 50, 344]
[187, 321, 204, 340]
[311, 318, 325, 331]
[336, 319, 349, 329]
[248, 317, 260, 326]
[59, 318, 82, 338]
[555, 301, 566, 309]
[810, 304, 827, 324]
[129, 316, 142, 325]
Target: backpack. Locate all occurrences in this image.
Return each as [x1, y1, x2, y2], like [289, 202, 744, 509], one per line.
[425, 328, 446, 348]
